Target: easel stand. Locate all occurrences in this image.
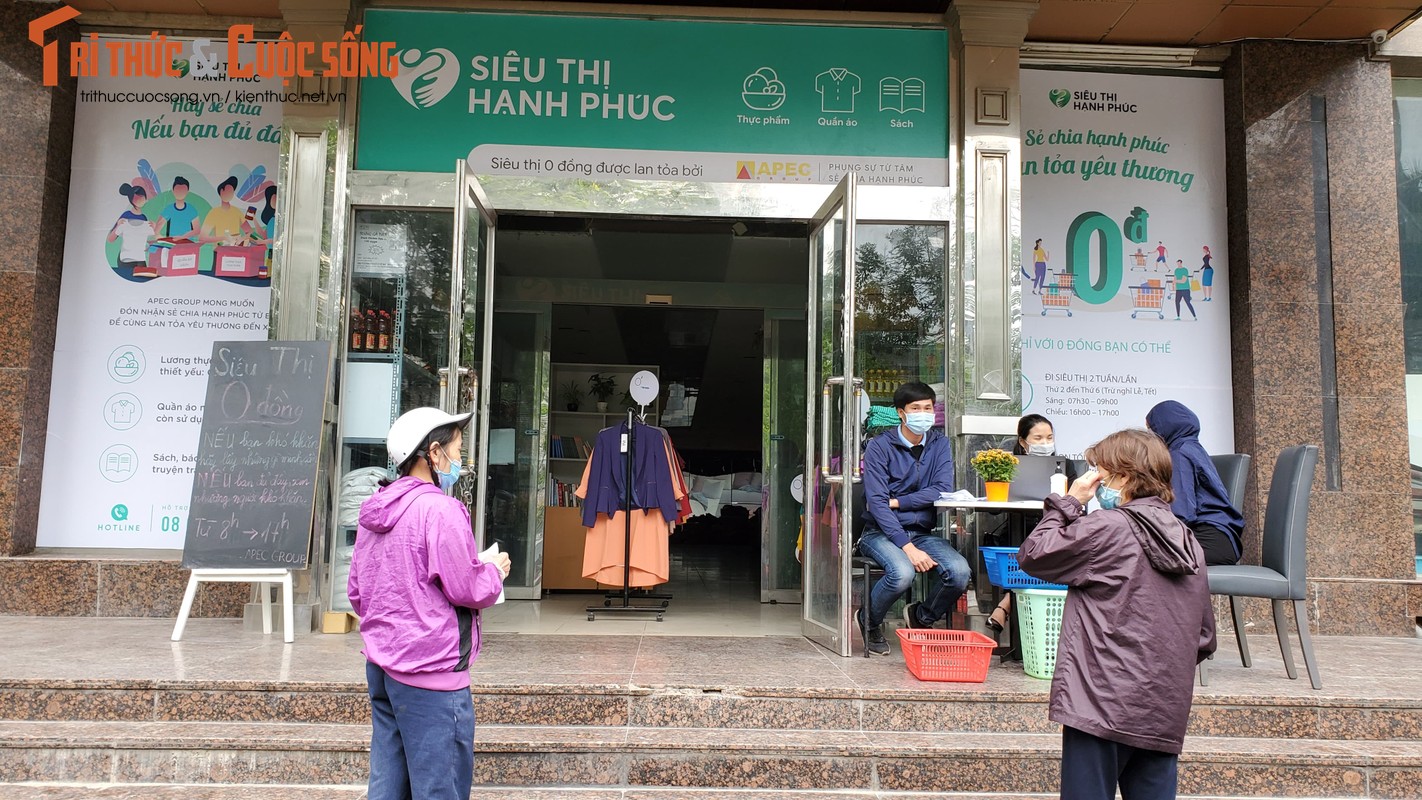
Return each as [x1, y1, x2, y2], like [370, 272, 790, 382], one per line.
[172, 568, 294, 643]
[588, 408, 672, 622]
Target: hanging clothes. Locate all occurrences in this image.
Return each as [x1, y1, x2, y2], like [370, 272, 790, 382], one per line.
[575, 418, 686, 588]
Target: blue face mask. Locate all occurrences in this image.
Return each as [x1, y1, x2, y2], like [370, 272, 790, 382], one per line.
[1095, 482, 1122, 510]
[904, 411, 935, 435]
[1027, 442, 1055, 456]
[435, 447, 462, 492]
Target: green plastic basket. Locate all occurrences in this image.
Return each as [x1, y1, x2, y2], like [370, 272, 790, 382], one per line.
[1017, 588, 1068, 680]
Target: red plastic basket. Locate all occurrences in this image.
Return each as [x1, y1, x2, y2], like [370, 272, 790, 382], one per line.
[896, 629, 996, 683]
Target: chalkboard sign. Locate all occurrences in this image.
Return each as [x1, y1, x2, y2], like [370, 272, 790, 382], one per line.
[181, 340, 332, 569]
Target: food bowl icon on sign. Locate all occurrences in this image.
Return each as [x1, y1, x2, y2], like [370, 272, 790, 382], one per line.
[742, 67, 786, 111]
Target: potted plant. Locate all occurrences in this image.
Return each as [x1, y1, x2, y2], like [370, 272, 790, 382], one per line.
[971, 448, 1019, 503]
[560, 381, 583, 412]
[587, 373, 616, 412]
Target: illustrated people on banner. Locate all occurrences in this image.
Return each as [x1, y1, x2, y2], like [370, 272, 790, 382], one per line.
[155, 177, 201, 242]
[1131, 247, 1148, 271]
[1200, 245, 1214, 302]
[1023, 238, 1049, 295]
[257, 185, 277, 280]
[1155, 240, 1168, 270]
[108, 183, 156, 280]
[201, 176, 246, 244]
[1173, 259, 1197, 321]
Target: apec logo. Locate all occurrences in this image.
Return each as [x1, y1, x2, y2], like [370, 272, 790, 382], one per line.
[390, 48, 459, 109]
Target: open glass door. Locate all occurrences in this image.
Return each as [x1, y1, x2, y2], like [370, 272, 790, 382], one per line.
[802, 174, 858, 656]
[450, 160, 497, 551]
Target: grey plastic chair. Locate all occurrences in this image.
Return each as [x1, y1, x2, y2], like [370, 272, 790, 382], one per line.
[1200, 445, 1321, 690]
[1210, 453, 1251, 514]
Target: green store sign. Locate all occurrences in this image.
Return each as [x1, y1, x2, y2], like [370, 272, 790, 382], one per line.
[357, 10, 949, 184]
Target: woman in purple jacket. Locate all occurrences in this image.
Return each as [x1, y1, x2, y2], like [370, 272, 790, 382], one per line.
[349, 407, 511, 800]
[1019, 429, 1215, 800]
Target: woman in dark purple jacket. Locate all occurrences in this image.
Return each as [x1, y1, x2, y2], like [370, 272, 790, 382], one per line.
[1019, 428, 1216, 800]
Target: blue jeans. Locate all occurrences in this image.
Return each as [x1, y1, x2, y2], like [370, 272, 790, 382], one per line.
[857, 525, 971, 628]
[366, 661, 475, 800]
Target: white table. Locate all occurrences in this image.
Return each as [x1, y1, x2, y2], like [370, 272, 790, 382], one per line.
[934, 498, 1045, 512]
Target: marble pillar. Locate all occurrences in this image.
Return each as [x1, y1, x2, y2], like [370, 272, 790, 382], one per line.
[0, 0, 76, 556]
[1225, 41, 1417, 635]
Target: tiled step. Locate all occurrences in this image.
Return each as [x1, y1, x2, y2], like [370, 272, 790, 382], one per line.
[1, 721, 1420, 797]
[1, 678, 1419, 741]
[0, 790, 1396, 800]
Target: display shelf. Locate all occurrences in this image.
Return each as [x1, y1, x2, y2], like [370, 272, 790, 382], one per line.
[348, 352, 398, 363]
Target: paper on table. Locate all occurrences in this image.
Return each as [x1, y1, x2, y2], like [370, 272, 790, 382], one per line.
[939, 489, 976, 502]
[479, 542, 506, 605]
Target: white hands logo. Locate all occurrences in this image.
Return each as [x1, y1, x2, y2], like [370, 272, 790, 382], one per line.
[390, 48, 460, 109]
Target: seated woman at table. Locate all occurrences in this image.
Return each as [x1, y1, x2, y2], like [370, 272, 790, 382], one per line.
[1145, 400, 1245, 566]
[984, 414, 1077, 632]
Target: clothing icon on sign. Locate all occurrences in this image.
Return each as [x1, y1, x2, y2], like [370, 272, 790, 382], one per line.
[879, 77, 925, 113]
[104, 392, 142, 431]
[815, 68, 861, 113]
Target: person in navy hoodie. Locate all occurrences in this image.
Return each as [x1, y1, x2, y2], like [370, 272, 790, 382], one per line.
[1146, 400, 1246, 566]
[857, 381, 969, 655]
[349, 407, 511, 800]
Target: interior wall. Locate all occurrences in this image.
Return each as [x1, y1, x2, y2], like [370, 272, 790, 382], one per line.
[505, 218, 808, 472]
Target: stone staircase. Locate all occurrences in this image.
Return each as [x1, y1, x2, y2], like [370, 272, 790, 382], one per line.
[1, 668, 1422, 798]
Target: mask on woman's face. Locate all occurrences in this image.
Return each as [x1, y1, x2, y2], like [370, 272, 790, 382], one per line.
[435, 445, 462, 492]
[1027, 442, 1055, 456]
[1095, 477, 1123, 510]
[903, 411, 934, 435]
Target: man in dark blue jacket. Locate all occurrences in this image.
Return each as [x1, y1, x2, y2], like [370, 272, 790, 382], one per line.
[1146, 400, 1246, 565]
[858, 382, 970, 656]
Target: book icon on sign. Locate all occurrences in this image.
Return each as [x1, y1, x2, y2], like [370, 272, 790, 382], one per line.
[879, 77, 925, 113]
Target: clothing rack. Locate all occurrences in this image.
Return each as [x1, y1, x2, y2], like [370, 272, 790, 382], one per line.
[587, 407, 672, 622]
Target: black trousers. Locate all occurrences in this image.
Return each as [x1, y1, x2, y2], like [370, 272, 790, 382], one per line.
[1060, 725, 1178, 800]
[1192, 523, 1239, 566]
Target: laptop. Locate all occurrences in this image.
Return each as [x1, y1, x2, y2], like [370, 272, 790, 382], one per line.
[1009, 454, 1068, 502]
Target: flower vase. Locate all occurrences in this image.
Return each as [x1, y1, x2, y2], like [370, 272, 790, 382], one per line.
[596, 402, 608, 412]
[984, 481, 1010, 502]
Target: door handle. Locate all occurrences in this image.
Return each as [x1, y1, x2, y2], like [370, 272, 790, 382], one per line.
[819, 375, 844, 484]
[850, 376, 864, 483]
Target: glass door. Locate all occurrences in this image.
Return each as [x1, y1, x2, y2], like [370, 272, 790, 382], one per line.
[802, 174, 858, 656]
[484, 304, 551, 599]
[450, 160, 497, 549]
[763, 310, 806, 604]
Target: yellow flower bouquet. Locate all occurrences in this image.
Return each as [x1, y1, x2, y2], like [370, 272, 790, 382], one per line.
[970, 448, 1020, 483]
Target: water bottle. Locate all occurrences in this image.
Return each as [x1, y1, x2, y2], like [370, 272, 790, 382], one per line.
[1050, 462, 1068, 497]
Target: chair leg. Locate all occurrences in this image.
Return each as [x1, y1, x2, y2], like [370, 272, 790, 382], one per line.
[1271, 599, 1298, 680]
[861, 566, 870, 659]
[1197, 658, 1209, 686]
[1293, 599, 1322, 690]
[1228, 595, 1251, 668]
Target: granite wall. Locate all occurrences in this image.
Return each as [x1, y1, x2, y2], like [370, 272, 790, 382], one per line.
[1224, 41, 1419, 636]
[0, 0, 75, 556]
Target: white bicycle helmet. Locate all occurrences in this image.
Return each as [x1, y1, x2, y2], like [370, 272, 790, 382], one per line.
[387, 407, 472, 466]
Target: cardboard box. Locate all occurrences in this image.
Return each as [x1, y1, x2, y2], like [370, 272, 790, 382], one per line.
[147, 241, 201, 276]
[321, 611, 358, 634]
[214, 244, 263, 278]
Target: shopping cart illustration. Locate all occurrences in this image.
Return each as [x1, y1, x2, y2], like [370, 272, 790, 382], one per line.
[1130, 281, 1166, 319]
[1041, 272, 1073, 317]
